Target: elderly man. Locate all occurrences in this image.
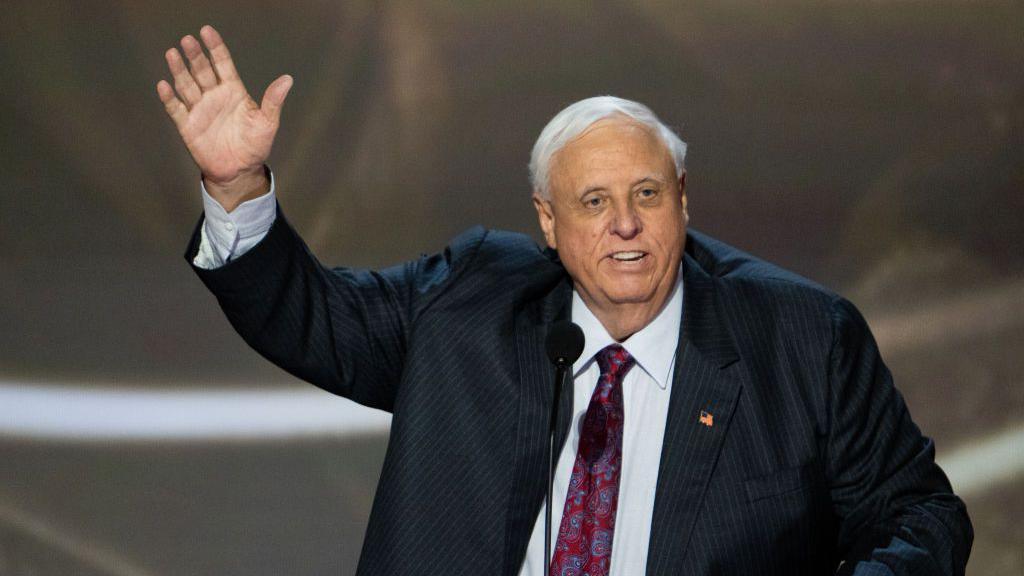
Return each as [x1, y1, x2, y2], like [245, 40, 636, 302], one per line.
[158, 26, 972, 575]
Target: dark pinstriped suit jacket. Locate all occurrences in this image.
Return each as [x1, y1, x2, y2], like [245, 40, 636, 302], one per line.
[187, 209, 972, 575]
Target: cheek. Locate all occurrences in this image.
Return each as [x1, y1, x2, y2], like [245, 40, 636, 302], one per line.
[651, 213, 686, 250]
[556, 225, 604, 270]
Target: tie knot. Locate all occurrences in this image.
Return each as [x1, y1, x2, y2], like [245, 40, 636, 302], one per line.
[595, 344, 635, 379]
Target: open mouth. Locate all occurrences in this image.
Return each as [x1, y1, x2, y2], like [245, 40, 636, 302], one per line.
[610, 251, 647, 262]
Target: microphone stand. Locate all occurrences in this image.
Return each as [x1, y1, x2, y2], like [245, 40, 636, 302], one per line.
[542, 320, 582, 575]
[545, 359, 568, 575]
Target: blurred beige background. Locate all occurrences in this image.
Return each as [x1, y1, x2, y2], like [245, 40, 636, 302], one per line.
[1, 0, 1021, 574]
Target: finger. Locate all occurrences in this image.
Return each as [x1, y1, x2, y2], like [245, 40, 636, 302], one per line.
[181, 34, 218, 91]
[260, 74, 294, 125]
[156, 80, 188, 129]
[199, 25, 240, 83]
[165, 46, 202, 109]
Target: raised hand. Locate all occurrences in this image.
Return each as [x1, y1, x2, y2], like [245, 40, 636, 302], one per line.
[156, 25, 292, 211]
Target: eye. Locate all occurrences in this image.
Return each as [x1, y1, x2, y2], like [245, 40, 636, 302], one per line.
[583, 196, 603, 208]
[638, 188, 657, 199]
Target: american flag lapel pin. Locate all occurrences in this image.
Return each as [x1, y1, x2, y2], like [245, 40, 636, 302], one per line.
[699, 410, 714, 427]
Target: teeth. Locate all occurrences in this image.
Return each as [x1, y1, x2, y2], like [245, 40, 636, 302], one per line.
[612, 251, 645, 261]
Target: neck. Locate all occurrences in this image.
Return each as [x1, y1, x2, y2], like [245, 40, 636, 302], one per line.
[581, 291, 674, 342]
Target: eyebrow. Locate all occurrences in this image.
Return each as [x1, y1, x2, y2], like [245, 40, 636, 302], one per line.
[577, 174, 670, 197]
[634, 175, 668, 186]
[580, 175, 666, 195]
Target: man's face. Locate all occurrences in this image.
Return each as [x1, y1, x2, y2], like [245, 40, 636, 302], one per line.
[533, 117, 688, 329]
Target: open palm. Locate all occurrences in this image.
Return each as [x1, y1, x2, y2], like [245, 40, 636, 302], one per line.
[157, 26, 292, 196]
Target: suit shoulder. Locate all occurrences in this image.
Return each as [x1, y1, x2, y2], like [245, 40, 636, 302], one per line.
[686, 229, 852, 339]
[460, 226, 556, 273]
[418, 226, 562, 300]
[410, 226, 548, 281]
[688, 228, 838, 304]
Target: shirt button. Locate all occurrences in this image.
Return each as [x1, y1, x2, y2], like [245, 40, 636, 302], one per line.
[225, 222, 235, 232]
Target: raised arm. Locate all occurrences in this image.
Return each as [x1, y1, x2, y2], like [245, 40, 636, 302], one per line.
[156, 25, 292, 211]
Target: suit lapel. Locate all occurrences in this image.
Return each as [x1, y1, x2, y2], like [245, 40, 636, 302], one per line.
[502, 272, 572, 576]
[646, 251, 743, 575]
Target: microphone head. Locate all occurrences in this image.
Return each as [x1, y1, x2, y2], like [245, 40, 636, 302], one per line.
[545, 321, 585, 366]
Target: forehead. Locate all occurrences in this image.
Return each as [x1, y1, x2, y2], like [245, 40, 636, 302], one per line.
[549, 117, 674, 190]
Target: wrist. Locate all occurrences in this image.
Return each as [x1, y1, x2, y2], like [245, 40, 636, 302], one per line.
[203, 165, 271, 212]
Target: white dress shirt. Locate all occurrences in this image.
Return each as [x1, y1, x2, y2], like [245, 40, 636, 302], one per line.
[517, 272, 682, 576]
[192, 174, 277, 269]
[194, 178, 684, 574]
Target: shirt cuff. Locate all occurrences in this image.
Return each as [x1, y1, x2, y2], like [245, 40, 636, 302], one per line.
[192, 168, 278, 269]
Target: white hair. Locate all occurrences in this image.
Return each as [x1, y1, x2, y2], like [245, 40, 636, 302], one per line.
[529, 96, 688, 199]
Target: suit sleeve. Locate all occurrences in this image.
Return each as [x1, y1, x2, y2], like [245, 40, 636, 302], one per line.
[184, 205, 486, 412]
[825, 297, 973, 575]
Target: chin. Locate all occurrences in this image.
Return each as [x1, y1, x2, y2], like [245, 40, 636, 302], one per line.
[598, 276, 654, 299]
[603, 289, 657, 306]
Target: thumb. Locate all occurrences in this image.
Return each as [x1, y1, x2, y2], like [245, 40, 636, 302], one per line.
[260, 74, 293, 124]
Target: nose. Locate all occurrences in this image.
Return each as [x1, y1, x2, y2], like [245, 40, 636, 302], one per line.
[609, 200, 641, 239]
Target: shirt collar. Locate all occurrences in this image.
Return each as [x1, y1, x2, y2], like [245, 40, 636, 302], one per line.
[570, 270, 684, 389]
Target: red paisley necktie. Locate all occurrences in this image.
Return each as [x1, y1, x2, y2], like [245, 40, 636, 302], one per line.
[549, 344, 634, 576]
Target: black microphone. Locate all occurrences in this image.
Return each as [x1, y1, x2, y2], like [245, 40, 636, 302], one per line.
[546, 321, 584, 367]
[543, 321, 584, 572]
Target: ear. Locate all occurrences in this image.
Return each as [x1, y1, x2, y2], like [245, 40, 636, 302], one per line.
[679, 170, 689, 226]
[532, 193, 557, 249]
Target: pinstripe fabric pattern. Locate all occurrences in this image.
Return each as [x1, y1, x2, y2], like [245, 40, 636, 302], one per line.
[186, 211, 972, 575]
